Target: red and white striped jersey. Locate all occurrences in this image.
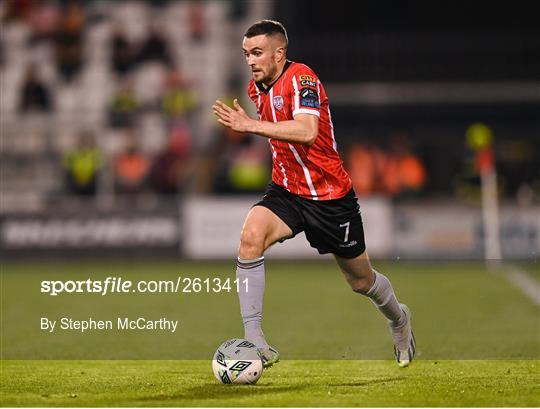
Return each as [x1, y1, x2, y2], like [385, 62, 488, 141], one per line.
[247, 61, 352, 200]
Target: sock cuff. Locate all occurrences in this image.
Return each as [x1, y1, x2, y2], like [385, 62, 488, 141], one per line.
[366, 270, 384, 296]
[237, 256, 265, 269]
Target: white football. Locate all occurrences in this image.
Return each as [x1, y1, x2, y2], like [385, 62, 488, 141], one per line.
[212, 338, 264, 384]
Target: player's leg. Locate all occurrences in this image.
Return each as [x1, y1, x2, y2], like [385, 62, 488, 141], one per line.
[334, 250, 404, 323]
[238, 205, 293, 260]
[236, 205, 292, 366]
[334, 250, 415, 367]
[300, 188, 415, 366]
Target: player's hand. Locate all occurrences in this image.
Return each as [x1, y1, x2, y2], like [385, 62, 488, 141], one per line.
[212, 99, 253, 133]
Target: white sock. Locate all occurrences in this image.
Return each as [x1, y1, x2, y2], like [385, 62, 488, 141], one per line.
[236, 256, 268, 349]
[365, 270, 405, 327]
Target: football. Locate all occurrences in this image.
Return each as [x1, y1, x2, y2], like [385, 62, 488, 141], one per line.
[212, 338, 264, 384]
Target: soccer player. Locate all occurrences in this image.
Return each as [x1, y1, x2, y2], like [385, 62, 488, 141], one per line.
[213, 20, 415, 368]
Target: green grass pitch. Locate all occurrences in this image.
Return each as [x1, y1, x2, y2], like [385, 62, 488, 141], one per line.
[1, 259, 539, 406]
[1, 360, 538, 407]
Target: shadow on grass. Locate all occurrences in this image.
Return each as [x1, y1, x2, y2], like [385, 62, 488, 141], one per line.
[329, 376, 404, 387]
[135, 382, 311, 403]
[134, 377, 406, 404]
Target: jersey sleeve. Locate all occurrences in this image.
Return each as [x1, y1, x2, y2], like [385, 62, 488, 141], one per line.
[290, 68, 321, 118]
[247, 81, 256, 103]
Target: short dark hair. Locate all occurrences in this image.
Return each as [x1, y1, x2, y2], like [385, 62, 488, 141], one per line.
[244, 20, 288, 45]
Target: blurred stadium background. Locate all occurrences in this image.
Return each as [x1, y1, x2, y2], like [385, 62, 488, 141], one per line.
[1, 0, 539, 261]
[1, 3, 539, 406]
[0, 0, 539, 261]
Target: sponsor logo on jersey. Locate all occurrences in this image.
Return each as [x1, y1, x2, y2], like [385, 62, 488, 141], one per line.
[299, 74, 315, 82]
[299, 88, 320, 108]
[300, 79, 317, 88]
[273, 95, 284, 111]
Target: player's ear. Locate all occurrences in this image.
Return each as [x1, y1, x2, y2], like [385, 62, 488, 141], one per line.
[275, 46, 285, 63]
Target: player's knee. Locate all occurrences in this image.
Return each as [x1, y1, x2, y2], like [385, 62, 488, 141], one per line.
[239, 226, 265, 257]
[240, 226, 263, 247]
[349, 276, 373, 295]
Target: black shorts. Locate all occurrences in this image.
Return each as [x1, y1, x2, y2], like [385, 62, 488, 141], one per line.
[254, 182, 366, 258]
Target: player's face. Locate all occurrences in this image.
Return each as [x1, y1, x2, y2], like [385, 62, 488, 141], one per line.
[242, 34, 283, 86]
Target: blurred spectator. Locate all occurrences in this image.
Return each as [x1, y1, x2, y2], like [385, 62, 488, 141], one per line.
[27, 1, 60, 45]
[206, 85, 271, 194]
[2, 0, 34, 23]
[387, 134, 426, 198]
[161, 69, 197, 119]
[114, 139, 150, 194]
[226, 136, 269, 194]
[346, 136, 426, 199]
[109, 79, 139, 128]
[62, 132, 102, 196]
[188, 1, 207, 42]
[455, 123, 494, 201]
[19, 64, 53, 112]
[110, 25, 135, 77]
[212, 127, 270, 194]
[54, 1, 85, 82]
[136, 25, 173, 67]
[150, 120, 192, 194]
[346, 141, 384, 197]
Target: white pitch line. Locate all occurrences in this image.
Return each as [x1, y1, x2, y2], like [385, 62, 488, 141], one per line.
[502, 264, 540, 307]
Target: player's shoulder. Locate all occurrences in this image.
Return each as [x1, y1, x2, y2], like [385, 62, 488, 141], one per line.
[287, 62, 321, 90]
[289, 62, 319, 78]
[287, 62, 320, 92]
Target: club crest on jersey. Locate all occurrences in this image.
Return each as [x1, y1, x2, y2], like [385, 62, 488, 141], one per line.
[273, 95, 284, 111]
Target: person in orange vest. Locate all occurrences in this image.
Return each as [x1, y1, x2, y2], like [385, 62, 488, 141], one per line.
[346, 143, 376, 197]
[384, 134, 426, 198]
[114, 140, 150, 194]
[398, 152, 426, 194]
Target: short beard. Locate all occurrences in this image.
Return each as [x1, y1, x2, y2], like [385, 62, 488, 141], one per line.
[256, 65, 278, 87]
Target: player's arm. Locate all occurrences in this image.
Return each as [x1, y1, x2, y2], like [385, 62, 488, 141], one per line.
[213, 99, 318, 146]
